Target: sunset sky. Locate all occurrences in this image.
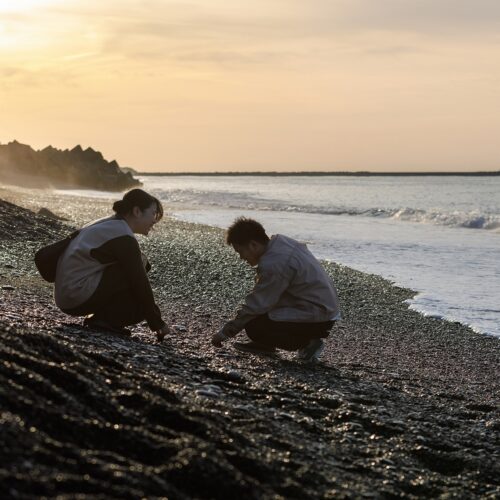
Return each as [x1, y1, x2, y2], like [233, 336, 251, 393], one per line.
[1, 0, 499, 172]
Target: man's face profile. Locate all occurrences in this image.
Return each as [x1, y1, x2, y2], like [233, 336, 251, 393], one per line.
[232, 241, 262, 267]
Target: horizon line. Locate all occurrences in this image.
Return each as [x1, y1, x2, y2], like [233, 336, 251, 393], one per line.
[135, 170, 500, 176]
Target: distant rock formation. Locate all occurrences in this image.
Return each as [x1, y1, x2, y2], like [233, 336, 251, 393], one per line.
[121, 166, 139, 175]
[0, 140, 141, 191]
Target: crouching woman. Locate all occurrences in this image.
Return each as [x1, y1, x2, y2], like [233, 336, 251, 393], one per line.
[54, 188, 170, 340]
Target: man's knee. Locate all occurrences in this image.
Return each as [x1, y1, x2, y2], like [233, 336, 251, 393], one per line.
[245, 324, 267, 344]
[244, 315, 274, 345]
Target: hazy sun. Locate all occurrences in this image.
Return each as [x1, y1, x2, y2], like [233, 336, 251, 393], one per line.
[0, 0, 56, 12]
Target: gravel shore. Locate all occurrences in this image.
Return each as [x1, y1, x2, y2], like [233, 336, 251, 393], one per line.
[0, 186, 499, 499]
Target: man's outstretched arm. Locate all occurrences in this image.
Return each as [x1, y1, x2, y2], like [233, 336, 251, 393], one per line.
[211, 267, 293, 347]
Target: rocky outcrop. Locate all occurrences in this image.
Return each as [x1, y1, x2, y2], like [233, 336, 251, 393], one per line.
[121, 166, 139, 175]
[0, 140, 141, 191]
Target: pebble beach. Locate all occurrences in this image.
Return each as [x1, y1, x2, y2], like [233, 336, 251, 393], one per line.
[0, 186, 499, 499]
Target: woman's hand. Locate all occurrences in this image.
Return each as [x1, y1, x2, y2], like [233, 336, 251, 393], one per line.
[211, 329, 227, 348]
[156, 324, 171, 342]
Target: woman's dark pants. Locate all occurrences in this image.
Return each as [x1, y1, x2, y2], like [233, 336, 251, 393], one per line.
[244, 314, 334, 351]
[63, 264, 145, 328]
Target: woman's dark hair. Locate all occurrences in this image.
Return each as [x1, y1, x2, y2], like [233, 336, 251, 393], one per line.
[113, 189, 163, 221]
[226, 217, 269, 246]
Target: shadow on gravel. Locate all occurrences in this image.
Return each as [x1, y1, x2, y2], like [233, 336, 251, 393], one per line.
[0, 322, 271, 499]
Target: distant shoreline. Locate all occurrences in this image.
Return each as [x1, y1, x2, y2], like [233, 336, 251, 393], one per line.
[138, 170, 500, 177]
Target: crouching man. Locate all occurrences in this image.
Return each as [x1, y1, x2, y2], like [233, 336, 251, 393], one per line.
[211, 217, 340, 364]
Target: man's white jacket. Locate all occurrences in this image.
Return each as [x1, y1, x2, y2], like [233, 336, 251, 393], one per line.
[227, 234, 340, 334]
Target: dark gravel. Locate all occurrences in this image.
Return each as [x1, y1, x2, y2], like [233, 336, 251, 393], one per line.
[0, 188, 499, 499]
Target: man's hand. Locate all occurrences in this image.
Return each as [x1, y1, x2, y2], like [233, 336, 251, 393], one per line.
[211, 322, 240, 347]
[156, 324, 171, 342]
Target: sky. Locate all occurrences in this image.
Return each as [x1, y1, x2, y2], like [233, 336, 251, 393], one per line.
[1, 0, 499, 172]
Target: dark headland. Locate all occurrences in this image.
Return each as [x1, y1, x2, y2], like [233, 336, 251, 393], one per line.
[0, 186, 498, 499]
[0, 141, 141, 191]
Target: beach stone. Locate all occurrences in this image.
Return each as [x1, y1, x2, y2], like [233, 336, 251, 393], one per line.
[173, 324, 187, 332]
[1, 285, 15, 290]
[196, 389, 220, 398]
[195, 383, 223, 398]
[233, 404, 255, 412]
[199, 384, 222, 393]
[226, 370, 245, 382]
[278, 412, 295, 420]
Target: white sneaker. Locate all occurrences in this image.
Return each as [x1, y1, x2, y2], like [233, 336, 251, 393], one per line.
[297, 338, 325, 364]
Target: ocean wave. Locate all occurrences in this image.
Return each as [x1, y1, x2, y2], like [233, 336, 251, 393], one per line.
[151, 188, 500, 232]
[390, 207, 500, 231]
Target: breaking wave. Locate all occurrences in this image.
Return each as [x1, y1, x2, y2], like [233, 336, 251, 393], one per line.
[151, 188, 500, 232]
[389, 207, 500, 231]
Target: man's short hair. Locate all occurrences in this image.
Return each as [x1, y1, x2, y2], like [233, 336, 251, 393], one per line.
[226, 217, 270, 246]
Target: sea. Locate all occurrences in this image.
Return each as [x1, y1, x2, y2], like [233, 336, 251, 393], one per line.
[138, 174, 500, 338]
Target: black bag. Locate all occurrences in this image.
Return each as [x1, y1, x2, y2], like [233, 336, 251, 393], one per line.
[34, 230, 80, 283]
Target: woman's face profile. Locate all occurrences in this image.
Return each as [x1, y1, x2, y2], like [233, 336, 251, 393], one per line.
[131, 202, 159, 235]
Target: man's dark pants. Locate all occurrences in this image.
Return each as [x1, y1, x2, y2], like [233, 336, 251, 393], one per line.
[244, 314, 334, 351]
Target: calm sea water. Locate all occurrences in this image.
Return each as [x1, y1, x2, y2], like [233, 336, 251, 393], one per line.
[140, 175, 500, 338]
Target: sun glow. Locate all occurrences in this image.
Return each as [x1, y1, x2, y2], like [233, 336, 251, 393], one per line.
[1, 0, 499, 172]
[0, 0, 57, 13]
